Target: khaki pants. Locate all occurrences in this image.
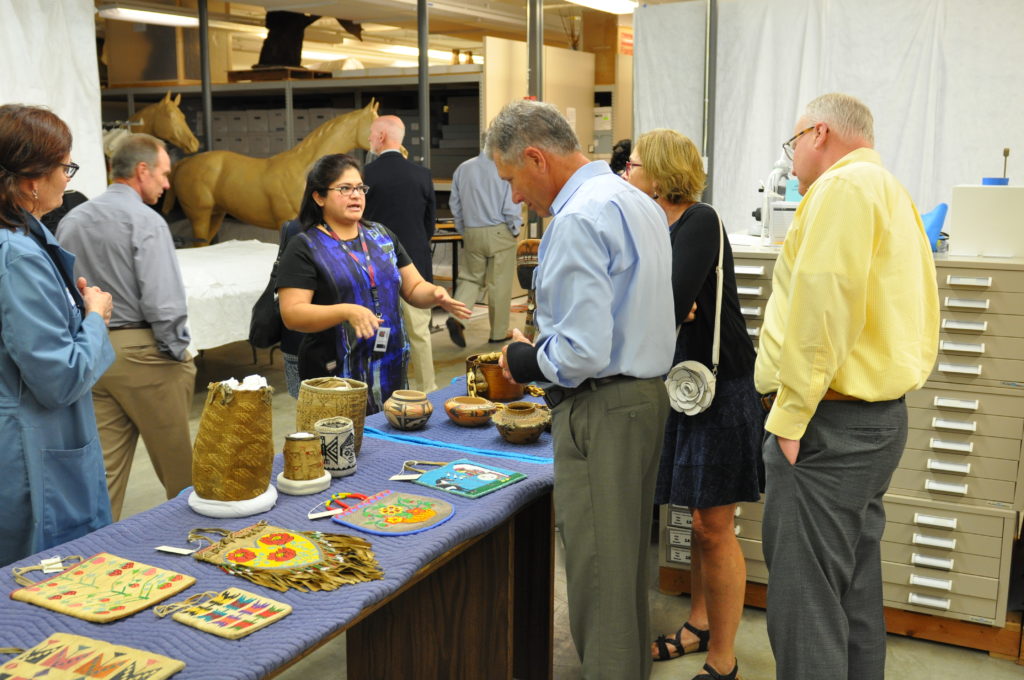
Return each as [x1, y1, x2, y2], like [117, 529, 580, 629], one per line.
[93, 328, 196, 519]
[401, 301, 436, 393]
[452, 224, 517, 339]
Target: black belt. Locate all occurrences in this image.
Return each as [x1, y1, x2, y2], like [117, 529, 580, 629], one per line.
[543, 375, 636, 409]
[109, 321, 151, 331]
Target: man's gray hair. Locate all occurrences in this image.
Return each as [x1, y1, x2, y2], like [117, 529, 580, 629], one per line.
[110, 133, 165, 180]
[804, 93, 874, 146]
[484, 100, 581, 164]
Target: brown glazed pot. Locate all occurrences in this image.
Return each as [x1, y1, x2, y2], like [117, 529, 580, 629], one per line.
[444, 395, 497, 427]
[492, 401, 551, 445]
[467, 353, 524, 402]
[383, 390, 433, 430]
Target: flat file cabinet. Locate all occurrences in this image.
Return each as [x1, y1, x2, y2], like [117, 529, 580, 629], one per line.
[659, 249, 1024, 651]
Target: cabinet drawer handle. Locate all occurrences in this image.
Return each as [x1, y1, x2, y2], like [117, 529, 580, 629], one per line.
[929, 438, 973, 454]
[946, 275, 992, 288]
[735, 265, 765, 276]
[909, 574, 953, 591]
[941, 319, 988, 332]
[924, 479, 969, 496]
[927, 459, 971, 475]
[931, 417, 977, 433]
[736, 286, 763, 297]
[937, 362, 982, 376]
[913, 513, 958, 530]
[747, 326, 760, 337]
[740, 306, 762, 318]
[913, 533, 957, 550]
[944, 296, 990, 310]
[912, 553, 954, 571]
[939, 340, 985, 355]
[933, 396, 979, 411]
[908, 592, 952, 610]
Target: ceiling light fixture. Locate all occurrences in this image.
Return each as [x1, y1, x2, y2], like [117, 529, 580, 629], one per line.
[97, 2, 268, 34]
[382, 45, 456, 61]
[565, 0, 638, 15]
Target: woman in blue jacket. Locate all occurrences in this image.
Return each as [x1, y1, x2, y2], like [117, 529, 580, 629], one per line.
[0, 105, 116, 566]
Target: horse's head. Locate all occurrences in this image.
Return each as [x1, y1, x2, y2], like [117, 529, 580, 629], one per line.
[353, 99, 380, 152]
[140, 93, 200, 154]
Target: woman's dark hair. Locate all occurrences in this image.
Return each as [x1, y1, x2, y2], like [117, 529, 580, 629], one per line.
[610, 138, 632, 175]
[0, 105, 72, 231]
[297, 153, 362, 230]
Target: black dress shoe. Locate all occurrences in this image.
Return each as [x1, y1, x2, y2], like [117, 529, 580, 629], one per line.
[446, 317, 466, 348]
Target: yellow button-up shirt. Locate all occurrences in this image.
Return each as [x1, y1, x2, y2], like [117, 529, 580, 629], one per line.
[754, 148, 939, 440]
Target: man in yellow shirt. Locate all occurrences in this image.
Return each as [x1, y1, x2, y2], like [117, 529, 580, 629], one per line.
[754, 93, 939, 680]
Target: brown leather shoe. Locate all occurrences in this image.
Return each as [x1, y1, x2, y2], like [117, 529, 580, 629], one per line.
[446, 317, 466, 348]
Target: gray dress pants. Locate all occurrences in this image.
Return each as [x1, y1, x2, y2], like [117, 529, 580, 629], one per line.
[552, 377, 669, 680]
[762, 398, 907, 680]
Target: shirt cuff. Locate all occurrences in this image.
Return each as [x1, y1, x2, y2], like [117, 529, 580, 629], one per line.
[764, 387, 812, 440]
[506, 341, 546, 384]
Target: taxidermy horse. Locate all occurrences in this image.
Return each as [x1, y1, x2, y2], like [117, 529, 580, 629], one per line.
[165, 99, 379, 245]
[102, 92, 200, 157]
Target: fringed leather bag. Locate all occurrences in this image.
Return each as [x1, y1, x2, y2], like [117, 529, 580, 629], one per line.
[188, 520, 383, 593]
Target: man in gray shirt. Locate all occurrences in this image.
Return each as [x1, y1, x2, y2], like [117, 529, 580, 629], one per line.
[445, 145, 522, 347]
[59, 133, 195, 520]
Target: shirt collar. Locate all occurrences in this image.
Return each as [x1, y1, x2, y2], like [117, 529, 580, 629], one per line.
[109, 181, 144, 203]
[378, 148, 402, 156]
[825, 147, 882, 175]
[550, 161, 614, 216]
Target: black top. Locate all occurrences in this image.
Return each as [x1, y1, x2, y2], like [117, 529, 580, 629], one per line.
[671, 203, 755, 380]
[276, 223, 412, 302]
[361, 151, 436, 282]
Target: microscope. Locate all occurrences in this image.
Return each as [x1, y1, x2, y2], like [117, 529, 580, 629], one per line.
[751, 151, 799, 245]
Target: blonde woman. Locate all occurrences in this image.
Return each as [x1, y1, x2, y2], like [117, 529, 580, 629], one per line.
[627, 129, 763, 680]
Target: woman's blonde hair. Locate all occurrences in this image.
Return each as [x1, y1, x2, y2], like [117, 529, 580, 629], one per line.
[633, 128, 705, 204]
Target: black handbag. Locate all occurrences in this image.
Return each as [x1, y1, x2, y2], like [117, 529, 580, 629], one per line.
[248, 259, 283, 348]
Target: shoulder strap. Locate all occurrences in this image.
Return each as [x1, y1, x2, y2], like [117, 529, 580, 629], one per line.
[709, 206, 725, 374]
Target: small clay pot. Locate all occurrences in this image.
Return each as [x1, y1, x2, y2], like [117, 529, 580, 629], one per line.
[492, 401, 551, 445]
[444, 396, 497, 427]
[383, 390, 433, 430]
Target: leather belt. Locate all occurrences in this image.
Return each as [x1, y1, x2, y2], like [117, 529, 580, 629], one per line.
[543, 375, 636, 409]
[759, 388, 863, 413]
[109, 321, 151, 331]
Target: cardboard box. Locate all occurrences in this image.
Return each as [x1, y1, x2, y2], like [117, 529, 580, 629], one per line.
[225, 112, 247, 134]
[246, 110, 269, 133]
[268, 109, 287, 133]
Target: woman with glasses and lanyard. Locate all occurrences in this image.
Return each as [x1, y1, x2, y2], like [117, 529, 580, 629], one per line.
[626, 129, 763, 680]
[0, 105, 116, 566]
[278, 153, 469, 413]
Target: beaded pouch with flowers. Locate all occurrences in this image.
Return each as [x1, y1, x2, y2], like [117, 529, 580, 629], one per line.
[188, 520, 383, 593]
[9, 554, 195, 623]
[329, 490, 454, 536]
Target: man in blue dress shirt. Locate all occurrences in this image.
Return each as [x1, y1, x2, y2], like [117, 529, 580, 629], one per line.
[492, 100, 675, 680]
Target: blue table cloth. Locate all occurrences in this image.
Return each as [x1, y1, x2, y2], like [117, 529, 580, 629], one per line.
[0, 380, 553, 679]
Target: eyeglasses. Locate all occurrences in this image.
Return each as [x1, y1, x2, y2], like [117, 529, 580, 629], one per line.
[782, 126, 815, 160]
[326, 184, 370, 196]
[625, 160, 642, 174]
[60, 162, 79, 179]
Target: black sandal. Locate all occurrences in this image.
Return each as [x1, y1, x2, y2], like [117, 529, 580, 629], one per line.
[651, 621, 710, 661]
[692, 660, 740, 680]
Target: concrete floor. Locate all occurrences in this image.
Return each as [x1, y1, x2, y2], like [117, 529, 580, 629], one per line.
[119, 301, 1022, 679]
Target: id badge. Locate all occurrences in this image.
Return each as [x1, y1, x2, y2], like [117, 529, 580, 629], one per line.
[373, 326, 391, 353]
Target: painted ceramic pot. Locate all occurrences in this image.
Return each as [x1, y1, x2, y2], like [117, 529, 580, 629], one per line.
[444, 396, 497, 427]
[467, 353, 524, 402]
[492, 401, 551, 445]
[383, 390, 433, 430]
